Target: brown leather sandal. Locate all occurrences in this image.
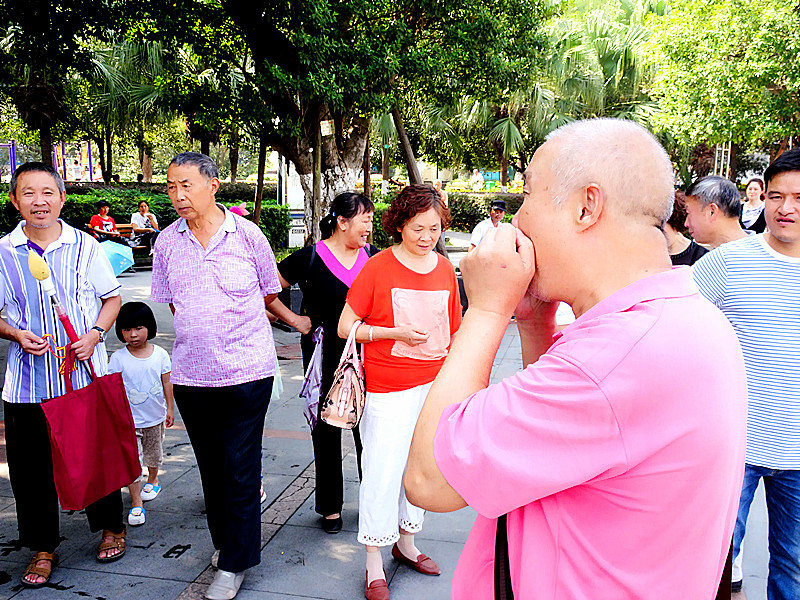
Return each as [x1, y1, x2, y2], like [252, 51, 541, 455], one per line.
[21, 551, 57, 588]
[96, 528, 126, 563]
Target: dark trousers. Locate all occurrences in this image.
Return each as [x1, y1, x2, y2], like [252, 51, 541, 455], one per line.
[312, 416, 362, 516]
[174, 377, 272, 573]
[4, 401, 123, 553]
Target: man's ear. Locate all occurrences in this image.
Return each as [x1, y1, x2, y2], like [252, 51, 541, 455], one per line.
[707, 203, 719, 221]
[9, 193, 19, 212]
[575, 183, 603, 231]
[209, 177, 221, 195]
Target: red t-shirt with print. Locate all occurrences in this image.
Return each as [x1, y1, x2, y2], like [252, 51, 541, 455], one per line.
[346, 247, 462, 393]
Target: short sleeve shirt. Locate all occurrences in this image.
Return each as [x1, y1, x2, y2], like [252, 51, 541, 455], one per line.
[108, 344, 171, 428]
[346, 248, 461, 393]
[90, 214, 116, 233]
[131, 212, 158, 230]
[693, 234, 800, 468]
[469, 217, 494, 247]
[0, 221, 120, 403]
[434, 268, 746, 599]
[150, 206, 281, 387]
[279, 242, 378, 390]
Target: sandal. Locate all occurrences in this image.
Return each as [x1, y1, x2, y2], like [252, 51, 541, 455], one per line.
[96, 528, 126, 563]
[21, 551, 57, 588]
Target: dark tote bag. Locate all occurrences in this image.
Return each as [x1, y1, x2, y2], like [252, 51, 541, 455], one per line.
[495, 514, 515, 600]
[41, 344, 140, 511]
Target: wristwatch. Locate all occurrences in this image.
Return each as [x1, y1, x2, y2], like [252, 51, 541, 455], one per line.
[91, 326, 106, 343]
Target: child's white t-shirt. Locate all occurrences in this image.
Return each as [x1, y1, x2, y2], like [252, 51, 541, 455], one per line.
[109, 344, 171, 428]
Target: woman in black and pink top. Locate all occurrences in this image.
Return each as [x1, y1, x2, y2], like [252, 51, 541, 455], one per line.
[267, 192, 377, 534]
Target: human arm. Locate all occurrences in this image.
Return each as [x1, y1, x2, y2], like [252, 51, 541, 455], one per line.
[162, 371, 175, 427]
[71, 294, 122, 361]
[691, 249, 727, 307]
[405, 224, 535, 512]
[265, 296, 311, 334]
[0, 318, 48, 355]
[337, 301, 429, 346]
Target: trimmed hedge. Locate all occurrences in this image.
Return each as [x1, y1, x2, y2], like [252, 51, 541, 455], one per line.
[0, 186, 290, 247]
[447, 192, 522, 232]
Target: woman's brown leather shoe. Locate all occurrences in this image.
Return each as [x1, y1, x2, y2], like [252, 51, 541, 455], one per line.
[365, 571, 389, 600]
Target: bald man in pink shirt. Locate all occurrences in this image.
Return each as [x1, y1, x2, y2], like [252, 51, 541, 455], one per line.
[406, 119, 747, 600]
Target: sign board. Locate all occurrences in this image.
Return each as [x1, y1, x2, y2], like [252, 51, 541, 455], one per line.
[289, 210, 306, 247]
[320, 120, 335, 137]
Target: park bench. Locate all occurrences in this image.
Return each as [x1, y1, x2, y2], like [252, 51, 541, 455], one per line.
[85, 222, 152, 264]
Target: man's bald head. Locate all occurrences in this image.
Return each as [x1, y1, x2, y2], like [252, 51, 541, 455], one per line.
[545, 119, 675, 228]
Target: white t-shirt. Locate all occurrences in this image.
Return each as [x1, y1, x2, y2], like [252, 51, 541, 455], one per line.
[109, 344, 171, 428]
[131, 212, 158, 230]
[469, 217, 496, 247]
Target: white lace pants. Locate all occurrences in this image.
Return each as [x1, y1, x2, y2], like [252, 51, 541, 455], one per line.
[357, 381, 432, 547]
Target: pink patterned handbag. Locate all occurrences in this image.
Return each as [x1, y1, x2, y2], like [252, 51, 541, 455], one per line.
[320, 320, 365, 429]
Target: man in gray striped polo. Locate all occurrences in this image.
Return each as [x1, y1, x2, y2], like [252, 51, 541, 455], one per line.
[693, 148, 800, 599]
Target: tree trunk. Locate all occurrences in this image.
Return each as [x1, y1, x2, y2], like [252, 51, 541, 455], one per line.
[201, 137, 210, 156]
[363, 135, 371, 199]
[229, 129, 239, 184]
[391, 106, 421, 185]
[40, 126, 53, 168]
[95, 135, 106, 181]
[500, 155, 509, 192]
[253, 132, 268, 225]
[728, 143, 739, 183]
[104, 128, 113, 183]
[142, 150, 153, 183]
[382, 145, 390, 194]
[309, 121, 323, 245]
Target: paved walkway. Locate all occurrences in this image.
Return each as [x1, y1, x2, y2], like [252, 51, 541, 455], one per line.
[0, 267, 770, 599]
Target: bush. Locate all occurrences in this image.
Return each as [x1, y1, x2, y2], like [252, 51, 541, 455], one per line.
[258, 203, 291, 248]
[447, 192, 522, 232]
[370, 202, 393, 249]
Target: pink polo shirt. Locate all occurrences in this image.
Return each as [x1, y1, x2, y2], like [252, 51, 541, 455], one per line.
[434, 268, 746, 600]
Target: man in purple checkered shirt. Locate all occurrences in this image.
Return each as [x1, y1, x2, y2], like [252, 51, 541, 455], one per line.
[151, 152, 280, 600]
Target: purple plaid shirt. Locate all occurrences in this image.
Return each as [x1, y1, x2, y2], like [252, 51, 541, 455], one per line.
[151, 206, 281, 387]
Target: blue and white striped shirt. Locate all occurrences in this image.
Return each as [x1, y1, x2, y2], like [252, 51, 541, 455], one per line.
[0, 221, 120, 403]
[693, 234, 800, 469]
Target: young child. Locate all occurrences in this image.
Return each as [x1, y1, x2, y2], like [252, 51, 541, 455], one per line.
[108, 302, 174, 526]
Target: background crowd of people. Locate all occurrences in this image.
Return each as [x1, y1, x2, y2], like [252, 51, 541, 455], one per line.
[1, 119, 799, 600]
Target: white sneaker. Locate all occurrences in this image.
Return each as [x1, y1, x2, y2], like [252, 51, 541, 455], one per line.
[141, 483, 161, 501]
[127, 507, 145, 526]
[205, 569, 244, 600]
[211, 549, 220, 569]
[260, 486, 267, 504]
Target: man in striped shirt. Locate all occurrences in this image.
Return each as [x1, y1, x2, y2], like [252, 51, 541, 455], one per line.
[0, 163, 124, 587]
[693, 148, 800, 599]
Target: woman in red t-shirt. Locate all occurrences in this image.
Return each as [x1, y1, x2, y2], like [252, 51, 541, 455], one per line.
[339, 185, 461, 600]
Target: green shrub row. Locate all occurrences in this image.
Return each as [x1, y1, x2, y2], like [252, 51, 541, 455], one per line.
[447, 192, 522, 232]
[0, 187, 290, 247]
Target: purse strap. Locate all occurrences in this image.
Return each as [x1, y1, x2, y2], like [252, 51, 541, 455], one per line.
[494, 514, 514, 600]
[337, 320, 362, 367]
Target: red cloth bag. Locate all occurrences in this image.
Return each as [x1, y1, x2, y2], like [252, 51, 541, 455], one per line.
[41, 345, 140, 511]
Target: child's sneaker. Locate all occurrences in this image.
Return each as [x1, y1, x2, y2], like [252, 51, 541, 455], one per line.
[128, 507, 145, 526]
[141, 483, 161, 501]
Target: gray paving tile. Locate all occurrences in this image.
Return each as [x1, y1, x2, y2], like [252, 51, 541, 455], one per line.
[8, 569, 186, 599]
[385, 539, 465, 600]
[261, 438, 313, 477]
[60, 507, 213, 582]
[0, 505, 99, 567]
[246, 523, 381, 599]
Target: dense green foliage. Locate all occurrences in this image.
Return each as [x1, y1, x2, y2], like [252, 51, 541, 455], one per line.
[646, 0, 800, 150]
